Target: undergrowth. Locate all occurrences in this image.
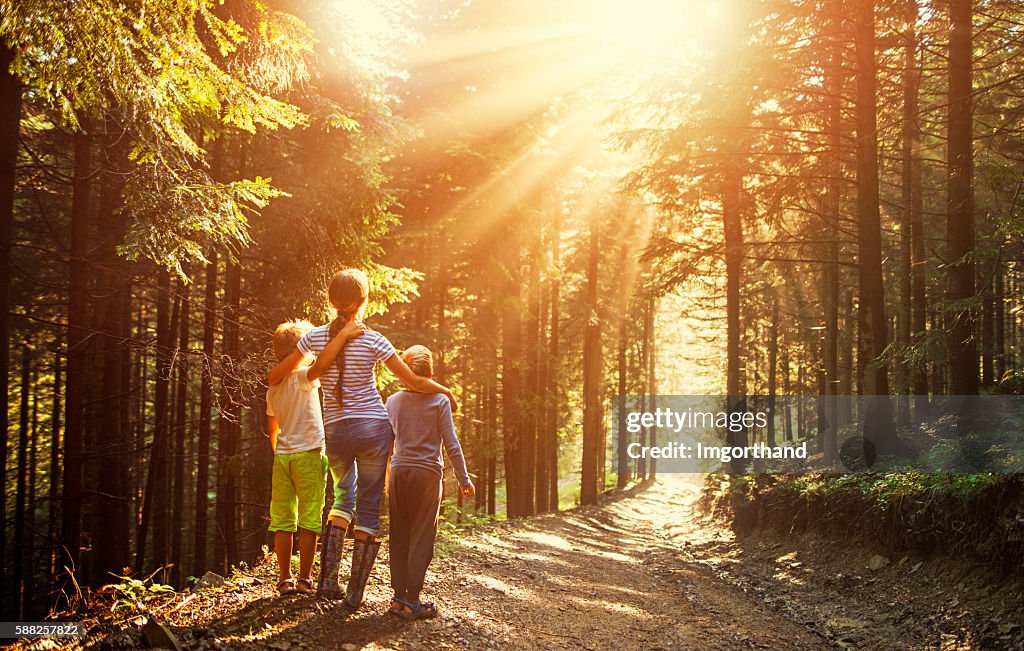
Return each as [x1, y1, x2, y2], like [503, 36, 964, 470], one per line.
[701, 471, 1024, 572]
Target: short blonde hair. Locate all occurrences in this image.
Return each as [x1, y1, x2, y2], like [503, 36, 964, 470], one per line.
[273, 319, 314, 361]
[402, 344, 433, 378]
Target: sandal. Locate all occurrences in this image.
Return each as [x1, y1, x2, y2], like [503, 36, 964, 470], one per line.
[277, 578, 297, 596]
[391, 597, 438, 620]
[295, 578, 314, 595]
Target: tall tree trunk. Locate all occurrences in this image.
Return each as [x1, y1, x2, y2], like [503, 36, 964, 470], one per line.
[581, 224, 602, 506]
[523, 228, 539, 510]
[723, 145, 747, 471]
[501, 216, 531, 517]
[535, 264, 550, 512]
[638, 310, 648, 477]
[171, 280, 190, 585]
[854, 0, 896, 452]
[63, 126, 93, 586]
[48, 345, 62, 600]
[822, 0, 843, 454]
[92, 133, 130, 585]
[617, 243, 630, 488]
[982, 278, 994, 387]
[216, 260, 241, 571]
[92, 279, 131, 583]
[0, 41, 22, 609]
[896, 0, 918, 425]
[947, 0, 978, 397]
[906, 0, 929, 420]
[646, 295, 658, 480]
[995, 265, 1006, 380]
[15, 346, 31, 618]
[27, 359, 39, 616]
[195, 252, 217, 575]
[546, 221, 561, 511]
[487, 336, 498, 516]
[137, 269, 173, 573]
[767, 295, 778, 449]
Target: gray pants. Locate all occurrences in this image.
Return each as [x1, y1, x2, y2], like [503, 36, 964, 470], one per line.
[388, 466, 442, 602]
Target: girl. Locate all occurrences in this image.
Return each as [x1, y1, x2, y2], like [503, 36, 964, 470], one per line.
[268, 269, 455, 610]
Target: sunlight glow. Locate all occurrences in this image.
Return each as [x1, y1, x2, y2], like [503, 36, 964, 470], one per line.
[584, 0, 727, 66]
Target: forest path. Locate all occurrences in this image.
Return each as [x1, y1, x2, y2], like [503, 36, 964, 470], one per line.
[195, 478, 825, 650]
[134, 477, 1020, 651]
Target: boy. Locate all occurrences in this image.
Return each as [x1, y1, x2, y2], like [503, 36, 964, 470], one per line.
[385, 345, 474, 619]
[266, 318, 363, 595]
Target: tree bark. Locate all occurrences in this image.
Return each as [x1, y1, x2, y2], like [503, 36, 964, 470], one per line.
[63, 125, 93, 584]
[546, 220, 560, 511]
[15, 346, 31, 618]
[137, 269, 173, 574]
[854, 0, 896, 452]
[897, 0, 919, 425]
[646, 295, 657, 480]
[535, 262, 550, 512]
[995, 265, 1005, 380]
[195, 251, 217, 575]
[723, 143, 748, 471]
[906, 0, 928, 419]
[947, 0, 978, 397]
[0, 41, 21, 609]
[617, 242, 630, 488]
[48, 344, 62, 600]
[92, 128, 130, 585]
[767, 295, 778, 449]
[500, 215, 534, 517]
[216, 260, 241, 571]
[581, 223, 602, 506]
[171, 279, 190, 585]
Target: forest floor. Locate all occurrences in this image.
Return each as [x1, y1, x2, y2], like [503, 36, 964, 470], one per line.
[21, 477, 1024, 651]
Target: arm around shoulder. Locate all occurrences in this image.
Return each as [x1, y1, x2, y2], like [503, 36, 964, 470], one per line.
[268, 349, 304, 386]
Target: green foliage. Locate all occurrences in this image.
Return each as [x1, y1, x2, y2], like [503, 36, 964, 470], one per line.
[1, 0, 315, 272]
[101, 575, 175, 613]
[119, 171, 286, 277]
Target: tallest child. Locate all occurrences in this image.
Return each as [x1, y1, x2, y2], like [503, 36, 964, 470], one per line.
[268, 269, 456, 609]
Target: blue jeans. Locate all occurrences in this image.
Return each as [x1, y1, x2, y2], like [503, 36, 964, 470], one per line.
[325, 418, 393, 536]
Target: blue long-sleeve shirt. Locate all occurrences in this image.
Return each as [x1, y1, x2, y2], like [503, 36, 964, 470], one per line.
[385, 391, 471, 487]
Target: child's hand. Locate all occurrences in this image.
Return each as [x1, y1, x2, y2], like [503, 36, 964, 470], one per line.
[460, 482, 476, 497]
[337, 319, 366, 341]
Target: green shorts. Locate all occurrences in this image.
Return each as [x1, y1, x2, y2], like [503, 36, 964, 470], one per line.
[269, 449, 327, 534]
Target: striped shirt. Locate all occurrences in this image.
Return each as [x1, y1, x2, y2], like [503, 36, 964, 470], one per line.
[297, 325, 396, 424]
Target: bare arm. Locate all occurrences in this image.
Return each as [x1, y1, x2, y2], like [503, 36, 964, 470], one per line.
[308, 321, 366, 382]
[267, 321, 365, 386]
[383, 354, 459, 413]
[267, 415, 280, 452]
[268, 350, 303, 386]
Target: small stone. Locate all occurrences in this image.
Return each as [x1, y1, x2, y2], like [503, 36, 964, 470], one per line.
[340, 644, 357, 651]
[195, 571, 226, 590]
[142, 615, 184, 651]
[868, 555, 889, 571]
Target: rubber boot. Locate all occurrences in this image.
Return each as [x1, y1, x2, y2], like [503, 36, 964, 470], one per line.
[343, 537, 381, 610]
[316, 522, 347, 599]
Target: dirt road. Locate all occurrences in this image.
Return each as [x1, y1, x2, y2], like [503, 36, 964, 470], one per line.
[89, 477, 1023, 650]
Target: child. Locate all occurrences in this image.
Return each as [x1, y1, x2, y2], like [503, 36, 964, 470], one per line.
[385, 345, 474, 619]
[265, 318, 363, 596]
[268, 269, 456, 608]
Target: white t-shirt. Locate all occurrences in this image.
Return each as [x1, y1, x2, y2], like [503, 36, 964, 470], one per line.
[265, 366, 325, 454]
[296, 325, 396, 424]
